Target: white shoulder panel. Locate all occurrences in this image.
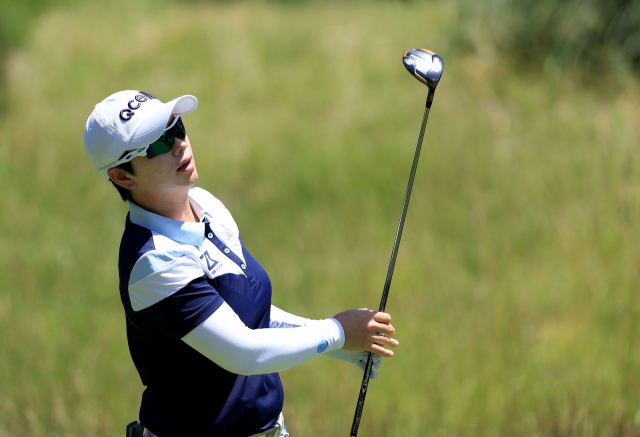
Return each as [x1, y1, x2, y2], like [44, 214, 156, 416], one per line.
[128, 249, 206, 312]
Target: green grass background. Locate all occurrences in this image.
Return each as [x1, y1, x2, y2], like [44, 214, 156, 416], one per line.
[1, 1, 640, 436]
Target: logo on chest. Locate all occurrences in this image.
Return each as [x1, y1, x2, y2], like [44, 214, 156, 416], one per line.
[200, 250, 222, 274]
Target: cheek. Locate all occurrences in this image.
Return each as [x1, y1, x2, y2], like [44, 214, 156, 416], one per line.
[132, 157, 165, 183]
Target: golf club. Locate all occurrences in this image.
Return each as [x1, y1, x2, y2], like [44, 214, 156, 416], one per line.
[349, 48, 444, 437]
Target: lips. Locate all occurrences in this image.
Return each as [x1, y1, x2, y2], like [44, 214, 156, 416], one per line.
[177, 157, 191, 171]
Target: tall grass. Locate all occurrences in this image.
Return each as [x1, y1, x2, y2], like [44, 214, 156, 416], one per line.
[1, 1, 640, 436]
[452, 0, 640, 80]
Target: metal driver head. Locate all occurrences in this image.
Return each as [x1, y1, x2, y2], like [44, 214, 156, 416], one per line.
[402, 49, 444, 90]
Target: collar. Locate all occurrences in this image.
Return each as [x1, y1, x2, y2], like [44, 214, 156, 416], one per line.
[128, 195, 206, 247]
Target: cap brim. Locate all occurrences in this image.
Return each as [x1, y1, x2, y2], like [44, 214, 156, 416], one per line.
[129, 95, 199, 150]
[169, 95, 198, 116]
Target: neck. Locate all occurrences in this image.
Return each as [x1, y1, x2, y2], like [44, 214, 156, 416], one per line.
[131, 189, 198, 222]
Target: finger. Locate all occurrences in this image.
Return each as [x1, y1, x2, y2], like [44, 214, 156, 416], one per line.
[371, 334, 399, 348]
[369, 323, 396, 336]
[373, 312, 392, 324]
[369, 343, 394, 357]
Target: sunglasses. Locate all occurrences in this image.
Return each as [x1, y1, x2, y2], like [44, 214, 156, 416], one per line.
[146, 117, 187, 158]
[110, 117, 187, 168]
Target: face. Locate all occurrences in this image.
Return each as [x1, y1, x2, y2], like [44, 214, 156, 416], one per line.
[128, 134, 198, 201]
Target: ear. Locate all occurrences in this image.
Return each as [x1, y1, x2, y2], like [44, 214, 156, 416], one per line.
[108, 166, 134, 190]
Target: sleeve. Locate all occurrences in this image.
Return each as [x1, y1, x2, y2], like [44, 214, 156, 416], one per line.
[128, 249, 224, 339]
[269, 305, 315, 328]
[182, 302, 345, 375]
[268, 306, 382, 378]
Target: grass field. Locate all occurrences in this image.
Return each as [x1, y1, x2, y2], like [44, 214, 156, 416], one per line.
[1, 1, 640, 436]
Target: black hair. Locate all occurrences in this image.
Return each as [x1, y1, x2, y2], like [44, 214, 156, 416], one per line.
[110, 161, 136, 202]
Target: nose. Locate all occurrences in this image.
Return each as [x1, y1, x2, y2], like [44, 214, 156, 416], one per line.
[172, 135, 188, 156]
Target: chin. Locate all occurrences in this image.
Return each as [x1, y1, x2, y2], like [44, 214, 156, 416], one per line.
[189, 169, 199, 185]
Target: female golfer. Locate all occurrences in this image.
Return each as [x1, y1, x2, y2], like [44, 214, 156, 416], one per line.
[84, 90, 399, 437]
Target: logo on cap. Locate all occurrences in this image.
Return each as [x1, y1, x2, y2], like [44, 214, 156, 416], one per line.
[119, 91, 158, 121]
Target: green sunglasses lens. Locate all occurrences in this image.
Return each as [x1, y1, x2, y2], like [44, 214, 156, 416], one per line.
[145, 118, 187, 159]
[146, 138, 173, 158]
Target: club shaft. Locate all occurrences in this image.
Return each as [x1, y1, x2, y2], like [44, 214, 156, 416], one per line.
[349, 88, 435, 437]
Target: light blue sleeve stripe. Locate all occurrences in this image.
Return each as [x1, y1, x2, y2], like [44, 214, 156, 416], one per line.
[129, 250, 206, 312]
[129, 250, 190, 284]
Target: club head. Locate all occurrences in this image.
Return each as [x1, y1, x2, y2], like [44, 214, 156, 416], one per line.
[402, 49, 444, 90]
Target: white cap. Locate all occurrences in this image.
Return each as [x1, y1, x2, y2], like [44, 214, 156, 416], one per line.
[84, 90, 198, 180]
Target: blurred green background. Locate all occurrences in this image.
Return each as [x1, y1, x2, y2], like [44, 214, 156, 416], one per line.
[1, 0, 640, 436]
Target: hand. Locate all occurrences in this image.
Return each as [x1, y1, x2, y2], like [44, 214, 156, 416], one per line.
[332, 309, 399, 357]
[325, 349, 383, 379]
